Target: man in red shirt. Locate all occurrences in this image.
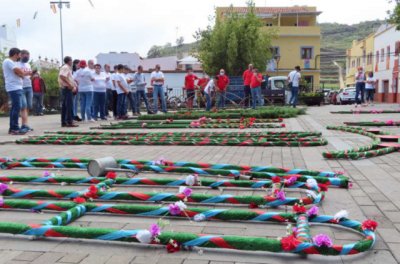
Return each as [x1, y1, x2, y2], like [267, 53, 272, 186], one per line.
[31, 70, 46, 116]
[242, 64, 253, 108]
[196, 73, 209, 109]
[184, 68, 198, 110]
[216, 69, 230, 109]
[249, 68, 263, 109]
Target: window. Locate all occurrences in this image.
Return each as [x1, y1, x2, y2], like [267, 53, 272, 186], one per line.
[270, 47, 280, 57]
[381, 48, 385, 62]
[395, 41, 400, 55]
[362, 50, 366, 64]
[356, 58, 360, 67]
[301, 47, 313, 59]
[376, 50, 380, 64]
[352, 60, 355, 68]
[387, 46, 390, 70]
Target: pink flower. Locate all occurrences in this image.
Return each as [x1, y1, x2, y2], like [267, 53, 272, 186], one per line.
[285, 176, 297, 186]
[179, 187, 193, 197]
[0, 183, 8, 194]
[190, 121, 200, 128]
[0, 196, 3, 207]
[313, 234, 333, 247]
[276, 190, 286, 201]
[307, 206, 319, 217]
[43, 170, 51, 177]
[199, 117, 207, 123]
[372, 119, 379, 123]
[386, 120, 394, 125]
[168, 203, 181, 215]
[149, 223, 161, 237]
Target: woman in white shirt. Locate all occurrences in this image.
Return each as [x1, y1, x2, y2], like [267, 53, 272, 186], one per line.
[92, 64, 108, 120]
[204, 75, 217, 111]
[365, 72, 377, 106]
[74, 60, 94, 122]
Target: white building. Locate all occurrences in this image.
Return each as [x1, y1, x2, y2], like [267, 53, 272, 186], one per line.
[0, 25, 17, 53]
[374, 24, 400, 103]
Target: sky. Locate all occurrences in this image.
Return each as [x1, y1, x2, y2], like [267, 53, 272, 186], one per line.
[0, 0, 395, 63]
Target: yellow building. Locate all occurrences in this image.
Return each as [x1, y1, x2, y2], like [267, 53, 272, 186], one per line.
[345, 33, 375, 86]
[216, 6, 322, 91]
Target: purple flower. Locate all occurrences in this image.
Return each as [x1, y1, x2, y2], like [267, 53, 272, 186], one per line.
[43, 170, 51, 177]
[307, 206, 319, 217]
[168, 203, 181, 215]
[285, 176, 297, 186]
[0, 183, 8, 194]
[313, 234, 333, 247]
[276, 190, 286, 201]
[149, 223, 161, 237]
[182, 187, 192, 197]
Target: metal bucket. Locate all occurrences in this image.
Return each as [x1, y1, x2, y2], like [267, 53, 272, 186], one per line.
[87, 157, 119, 177]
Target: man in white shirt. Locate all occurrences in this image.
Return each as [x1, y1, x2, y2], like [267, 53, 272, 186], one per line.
[111, 65, 118, 118]
[18, 50, 33, 131]
[287, 66, 301, 108]
[204, 76, 217, 111]
[115, 64, 130, 119]
[2, 48, 28, 135]
[150, 64, 167, 113]
[104, 64, 113, 117]
[133, 65, 152, 114]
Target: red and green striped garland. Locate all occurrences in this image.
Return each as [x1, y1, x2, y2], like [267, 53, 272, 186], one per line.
[331, 109, 400, 114]
[344, 121, 400, 127]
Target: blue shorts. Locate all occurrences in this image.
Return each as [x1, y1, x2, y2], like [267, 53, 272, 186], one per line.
[21, 87, 33, 109]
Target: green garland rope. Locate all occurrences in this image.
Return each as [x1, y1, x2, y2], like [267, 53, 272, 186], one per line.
[322, 126, 399, 159]
[344, 121, 400, 127]
[331, 109, 400, 114]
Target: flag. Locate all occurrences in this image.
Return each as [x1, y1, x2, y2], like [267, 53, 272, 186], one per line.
[33, 11, 38, 19]
[88, 0, 95, 8]
[51, 4, 57, 14]
[16, 19, 20, 28]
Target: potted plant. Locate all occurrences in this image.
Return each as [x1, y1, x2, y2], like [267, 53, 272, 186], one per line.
[299, 92, 324, 106]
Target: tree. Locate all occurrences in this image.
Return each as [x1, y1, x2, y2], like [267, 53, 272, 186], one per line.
[176, 36, 184, 47]
[194, 1, 275, 76]
[389, 1, 400, 29]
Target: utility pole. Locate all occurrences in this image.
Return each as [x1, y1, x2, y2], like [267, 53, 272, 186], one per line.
[50, 0, 70, 64]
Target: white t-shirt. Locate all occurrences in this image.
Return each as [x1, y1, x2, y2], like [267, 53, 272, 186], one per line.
[18, 62, 32, 88]
[365, 77, 376, 90]
[204, 79, 215, 94]
[115, 73, 130, 94]
[288, 70, 301, 87]
[110, 73, 117, 91]
[105, 72, 112, 89]
[74, 68, 94, 92]
[2, 58, 23, 92]
[150, 71, 164, 85]
[92, 72, 107, 92]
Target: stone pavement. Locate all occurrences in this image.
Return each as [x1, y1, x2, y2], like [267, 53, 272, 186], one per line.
[0, 104, 399, 263]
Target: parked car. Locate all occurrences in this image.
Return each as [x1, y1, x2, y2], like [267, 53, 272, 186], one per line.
[322, 89, 331, 104]
[338, 87, 360, 104]
[261, 76, 286, 105]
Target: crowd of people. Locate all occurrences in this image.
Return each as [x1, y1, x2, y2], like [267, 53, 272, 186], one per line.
[354, 66, 377, 107]
[2, 47, 302, 135]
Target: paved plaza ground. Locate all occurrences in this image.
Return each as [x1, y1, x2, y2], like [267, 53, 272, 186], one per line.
[0, 104, 399, 263]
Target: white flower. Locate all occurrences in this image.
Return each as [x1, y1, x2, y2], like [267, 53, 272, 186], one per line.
[136, 230, 152, 244]
[179, 186, 187, 194]
[194, 213, 206, 222]
[334, 210, 348, 221]
[306, 190, 318, 199]
[175, 201, 187, 210]
[185, 175, 196, 186]
[306, 179, 318, 189]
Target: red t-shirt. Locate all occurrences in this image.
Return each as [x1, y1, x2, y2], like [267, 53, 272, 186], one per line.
[32, 78, 42, 93]
[197, 77, 209, 91]
[242, 69, 253, 86]
[185, 74, 198, 90]
[217, 75, 230, 91]
[250, 73, 262, 88]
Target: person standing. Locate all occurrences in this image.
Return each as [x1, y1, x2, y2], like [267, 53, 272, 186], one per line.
[150, 64, 167, 113]
[355, 66, 366, 107]
[18, 50, 33, 131]
[204, 76, 217, 111]
[134, 65, 152, 114]
[287, 66, 301, 108]
[104, 64, 113, 117]
[125, 66, 139, 116]
[88, 59, 95, 73]
[31, 70, 46, 116]
[72, 59, 81, 122]
[365, 72, 377, 106]
[111, 65, 119, 118]
[74, 60, 95, 122]
[250, 69, 263, 109]
[216, 69, 229, 109]
[2, 48, 27, 134]
[58, 56, 78, 127]
[242, 64, 253, 108]
[115, 64, 130, 119]
[92, 64, 108, 120]
[184, 68, 198, 110]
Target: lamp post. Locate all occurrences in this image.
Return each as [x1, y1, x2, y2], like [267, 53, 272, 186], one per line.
[50, 0, 70, 64]
[274, 54, 281, 76]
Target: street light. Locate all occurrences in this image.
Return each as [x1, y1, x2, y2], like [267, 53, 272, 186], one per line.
[274, 54, 281, 76]
[50, 0, 70, 65]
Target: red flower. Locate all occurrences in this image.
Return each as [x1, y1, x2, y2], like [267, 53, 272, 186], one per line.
[88, 185, 98, 193]
[272, 176, 281, 184]
[85, 185, 99, 199]
[106, 171, 117, 179]
[293, 204, 306, 214]
[249, 202, 259, 209]
[73, 197, 86, 203]
[362, 220, 378, 231]
[281, 235, 301, 251]
[318, 184, 328, 192]
[281, 124, 286, 128]
[278, 118, 283, 122]
[166, 239, 181, 253]
[239, 125, 245, 130]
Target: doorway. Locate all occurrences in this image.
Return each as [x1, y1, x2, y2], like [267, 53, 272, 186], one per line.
[383, 80, 389, 103]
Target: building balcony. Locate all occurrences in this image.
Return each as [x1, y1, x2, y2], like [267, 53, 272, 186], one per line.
[266, 26, 320, 37]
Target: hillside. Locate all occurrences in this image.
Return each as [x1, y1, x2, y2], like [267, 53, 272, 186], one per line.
[147, 20, 385, 86]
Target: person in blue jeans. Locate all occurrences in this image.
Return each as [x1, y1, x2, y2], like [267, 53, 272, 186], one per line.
[354, 66, 365, 107]
[134, 65, 152, 114]
[150, 64, 167, 113]
[74, 60, 95, 122]
[2, 48, 28, 135]
[92, 64, 108, 120]
[288, 66, 301, 108]
[18, 49, 34, 131]
[216, 69, 229, 109]
[204, 76, 217, 111]
[250, 69, 263, 109]
[115, 64, 131, 119]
